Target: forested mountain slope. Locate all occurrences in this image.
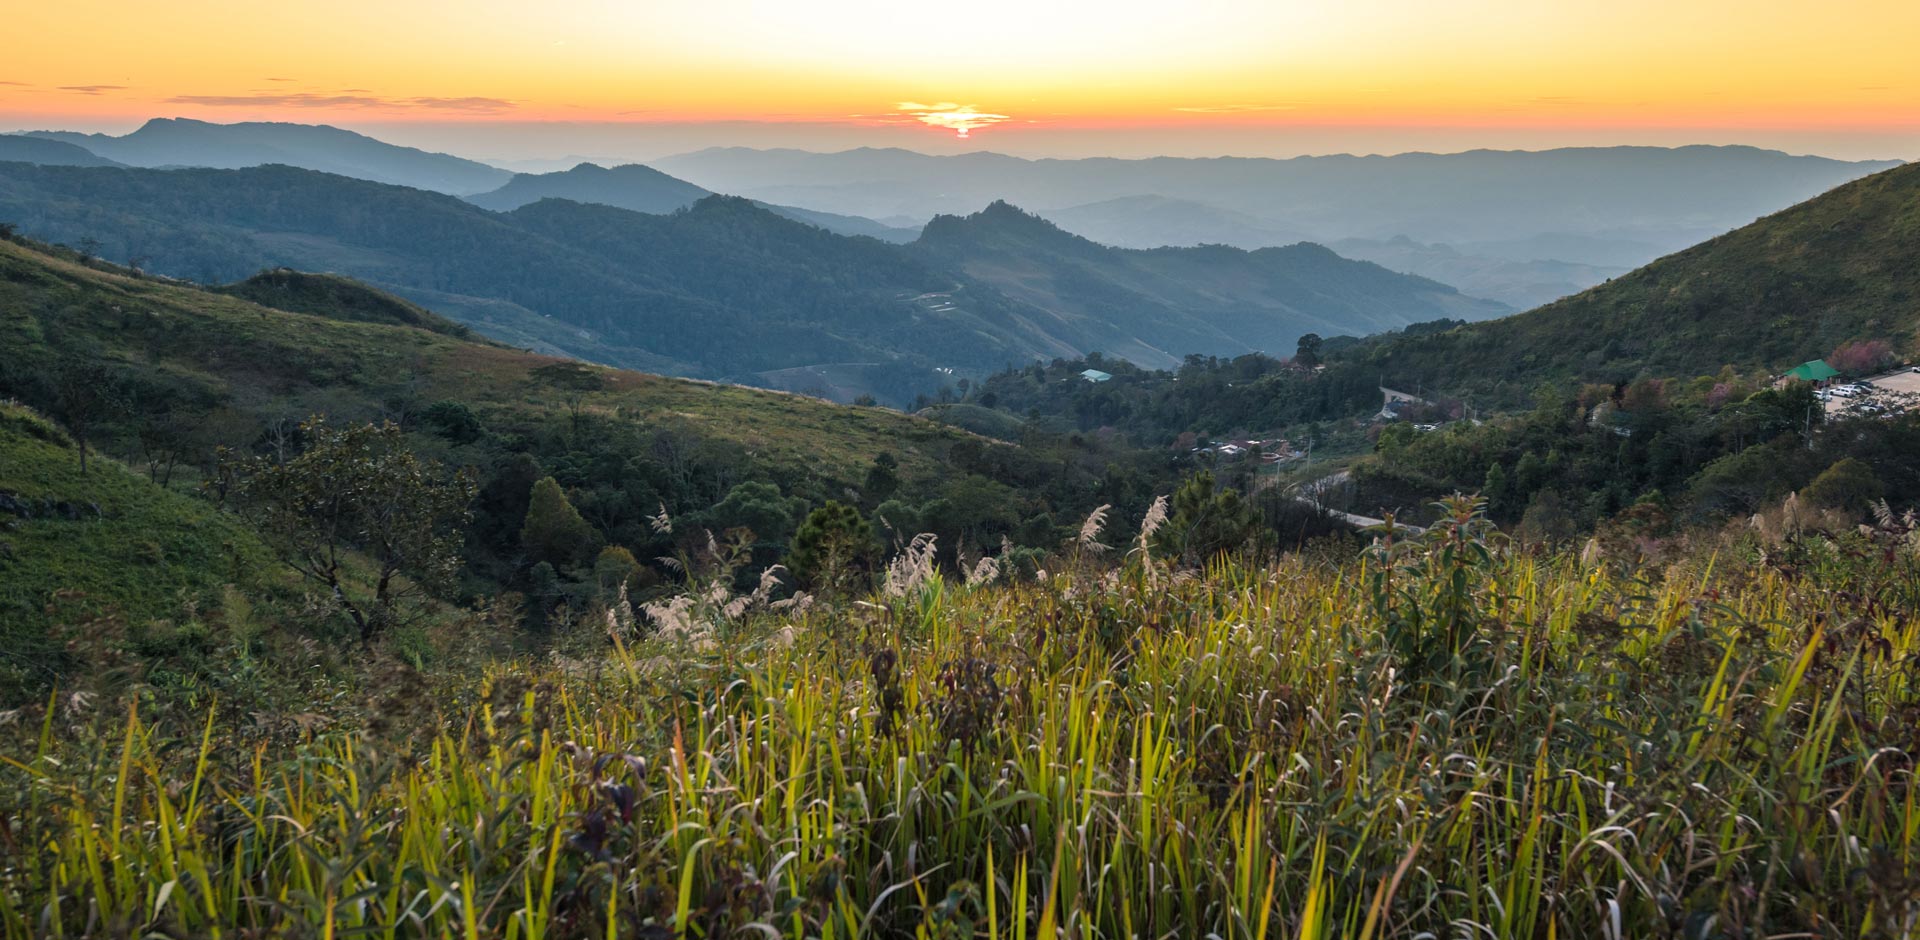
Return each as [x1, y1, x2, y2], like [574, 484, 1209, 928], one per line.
[0, 163, 1513, 401]
[1340, 161, 1920, 405]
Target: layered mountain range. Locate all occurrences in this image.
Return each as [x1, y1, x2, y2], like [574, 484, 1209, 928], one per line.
[0, 161, 1504, 402]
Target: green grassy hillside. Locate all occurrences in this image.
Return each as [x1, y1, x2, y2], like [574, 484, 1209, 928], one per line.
[215, 268, 474, 337]
[0, 236, 971, 489]
[1344, 161, 1920, 406]
[0, 402, 273, 693]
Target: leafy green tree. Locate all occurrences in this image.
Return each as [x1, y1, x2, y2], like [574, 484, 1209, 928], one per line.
[51, 359, 124, 475]
[1375, 422, 1417, 454]
[921, 476, 1022, 559]
[1513, 451, 1547, 500]
[789, 501, 878, 593]
[216, 419, 476, 642]
[1153, 471, 1264, 566]
[872, 498, 923, 546]
[1295, 333, 1323, 367]
[422, 400, 484, 444]
[1482, 462, 1510, 519]
[593, 545, 642, 599]
[521, 476, 600, 570]
[1802, 457, 1884, 515]
[1518, 489, 1578, 545]
[702, 481, 806, 547]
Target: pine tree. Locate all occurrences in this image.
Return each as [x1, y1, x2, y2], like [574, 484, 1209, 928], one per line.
[520, 476, 600, 569]
[1152, 471, 1265, 566]
[1482, 462, 1510, 519]
[789, 501, 877, 593]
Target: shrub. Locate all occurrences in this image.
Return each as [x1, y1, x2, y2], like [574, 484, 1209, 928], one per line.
[1802, 456, 1884, 514]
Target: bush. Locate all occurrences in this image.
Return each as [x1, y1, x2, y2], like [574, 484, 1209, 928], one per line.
[1802, 457, 1884, 514]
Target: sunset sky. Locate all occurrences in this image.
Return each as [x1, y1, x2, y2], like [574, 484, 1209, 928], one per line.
[4, 0, 1917, 161]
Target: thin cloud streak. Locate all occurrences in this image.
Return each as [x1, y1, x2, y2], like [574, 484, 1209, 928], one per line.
[1172, 104, 1297, 113]
[59, 85, 128, 95]
[165, 92, 515, 113]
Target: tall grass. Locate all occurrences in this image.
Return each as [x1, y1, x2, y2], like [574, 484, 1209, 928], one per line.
[4, 502, 1918, 937]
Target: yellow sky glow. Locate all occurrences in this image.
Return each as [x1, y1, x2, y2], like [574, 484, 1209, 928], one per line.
[3, 0, 1916, 154]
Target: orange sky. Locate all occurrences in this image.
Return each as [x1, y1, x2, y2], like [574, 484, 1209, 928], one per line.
[4, 0, 1917, 158]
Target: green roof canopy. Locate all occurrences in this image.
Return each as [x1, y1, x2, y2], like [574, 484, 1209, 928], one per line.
[1783, 359, 1839, 382]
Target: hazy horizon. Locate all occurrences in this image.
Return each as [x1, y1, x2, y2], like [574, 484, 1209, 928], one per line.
[7, 116, 1916, 168]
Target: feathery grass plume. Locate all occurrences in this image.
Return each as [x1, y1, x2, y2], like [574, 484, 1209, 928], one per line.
[964, 553, 1001, 587]
[1871, 497, 1898, 530]
[16, 498, 1920, 938]
[1136, 495, 1168, 553]
[1078, 503, 1112, 553]
[648, 503, 673, 535]
[605, 581, 637, 637]
[1133, 494, 1170, 587]
[722, 564, 789, 619]
[883, 532, 939, 598]
[639, 594, 696, 639]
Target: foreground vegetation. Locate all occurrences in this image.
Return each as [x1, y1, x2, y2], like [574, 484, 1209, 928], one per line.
[6, 495, 1919, 938]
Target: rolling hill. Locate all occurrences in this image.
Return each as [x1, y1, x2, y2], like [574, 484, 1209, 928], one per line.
[0, 400, 276, 686]
[0, 233, 987, 502]
[915, 201, 1510, 366]
[0, 162, 1514, 401]
[654, 144, 1902, 268]
[465, 161, 920, 241]
[1328, 236, 1633, 310]
[1342, 161, 1920, 405]
[1036, 195, 1306, 250]
[23, 118, 511, 194]
[0, 162, 975, 388]
[214, 267, 474, 337]
[0, 135, 124, 167]
[465, 161, 710, 214]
